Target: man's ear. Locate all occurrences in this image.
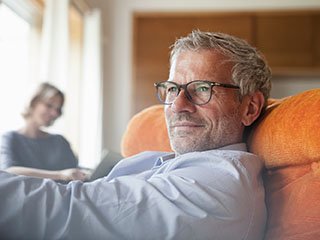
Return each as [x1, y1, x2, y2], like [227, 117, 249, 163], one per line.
[241, 91, 265, 126]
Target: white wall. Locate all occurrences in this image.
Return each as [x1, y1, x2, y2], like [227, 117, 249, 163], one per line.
[271, 76, 320, 98]
[88, 0, 320, 153]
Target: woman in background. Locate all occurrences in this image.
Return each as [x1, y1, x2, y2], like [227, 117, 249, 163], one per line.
[0, 82, 89, 182]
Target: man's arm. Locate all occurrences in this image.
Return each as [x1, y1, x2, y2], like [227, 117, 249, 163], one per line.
[0, 153, 265, 240]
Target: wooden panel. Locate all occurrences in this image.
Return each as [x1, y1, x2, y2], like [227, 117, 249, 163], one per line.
[255, 14, 314, 67]
[314, 14, 320, 66]
[133, 11, 320, 115]
[133, 14, 253, 114]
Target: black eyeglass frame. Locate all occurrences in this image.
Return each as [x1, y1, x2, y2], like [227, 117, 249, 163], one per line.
[154, 80, 240, 105]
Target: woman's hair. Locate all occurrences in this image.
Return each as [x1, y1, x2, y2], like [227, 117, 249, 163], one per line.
[22, 82, 65, 119]
[170, 30, 272, 103]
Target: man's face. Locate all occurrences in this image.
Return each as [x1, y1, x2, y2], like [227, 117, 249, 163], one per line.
[165, 50, 246, 155]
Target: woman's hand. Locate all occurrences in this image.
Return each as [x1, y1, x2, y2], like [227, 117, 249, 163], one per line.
[58, 168, 92, 181]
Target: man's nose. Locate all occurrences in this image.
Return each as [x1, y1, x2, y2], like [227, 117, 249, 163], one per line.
[171, 90, 196, 113]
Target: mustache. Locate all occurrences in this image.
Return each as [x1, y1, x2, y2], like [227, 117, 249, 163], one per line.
[168, 113, 205, 126]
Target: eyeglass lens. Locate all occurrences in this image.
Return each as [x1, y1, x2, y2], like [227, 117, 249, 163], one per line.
[157, 81, 212, 105]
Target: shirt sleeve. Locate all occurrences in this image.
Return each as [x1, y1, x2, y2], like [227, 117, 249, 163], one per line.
[0, 154, 266, 240]
[55, 134, 78, 168]
[0, 132, 19, 169]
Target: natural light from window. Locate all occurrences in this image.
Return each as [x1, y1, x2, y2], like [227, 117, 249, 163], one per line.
[0, 4, 31, 134]
[0, 2, 102, 168]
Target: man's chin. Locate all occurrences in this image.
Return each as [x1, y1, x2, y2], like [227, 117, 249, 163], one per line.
[171, 141, 198, 155]
[170, 130, 198, 139]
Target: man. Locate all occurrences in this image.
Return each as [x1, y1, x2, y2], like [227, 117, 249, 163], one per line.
[0, 30, 271, 240]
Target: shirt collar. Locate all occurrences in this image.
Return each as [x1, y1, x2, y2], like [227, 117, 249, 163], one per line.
[155, 153, 175, 166]
[155, 143, 247, 167]
[217, 143, 247, 152]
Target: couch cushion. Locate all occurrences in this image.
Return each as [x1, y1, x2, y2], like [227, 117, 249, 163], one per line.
[263, 165, 320, 240]
[121, 105, 171, 157]
[248, 89, 320, 169]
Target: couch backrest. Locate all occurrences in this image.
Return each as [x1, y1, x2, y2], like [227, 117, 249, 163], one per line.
[249, 89, 320, 240]
[121, 105, 171, 157]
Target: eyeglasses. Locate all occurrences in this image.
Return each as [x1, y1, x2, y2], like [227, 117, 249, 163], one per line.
[154, 80, 240, 105]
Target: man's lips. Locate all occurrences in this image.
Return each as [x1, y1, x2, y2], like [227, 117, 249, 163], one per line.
[170, 121, 204, 128]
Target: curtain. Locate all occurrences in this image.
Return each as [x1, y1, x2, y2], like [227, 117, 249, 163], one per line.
[40, 0, 103, 168]
[79, 9, 103, 168]
[40, 0, 69, 89]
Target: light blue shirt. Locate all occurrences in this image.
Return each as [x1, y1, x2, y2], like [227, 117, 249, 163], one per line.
[0, 143, 266, 240]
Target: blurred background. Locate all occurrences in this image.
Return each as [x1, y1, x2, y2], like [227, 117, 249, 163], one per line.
[0, 0, 319, 168]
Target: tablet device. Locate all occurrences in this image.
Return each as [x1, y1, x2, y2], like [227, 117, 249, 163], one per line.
[88, 150, 122, 181]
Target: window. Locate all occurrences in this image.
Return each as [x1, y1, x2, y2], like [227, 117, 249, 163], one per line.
[0, 4, 34, 133]
[0, 1, 102, 168]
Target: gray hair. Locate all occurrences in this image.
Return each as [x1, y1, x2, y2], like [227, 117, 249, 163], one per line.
[170, 30, 272, 103]
[22, 82, 64, 119]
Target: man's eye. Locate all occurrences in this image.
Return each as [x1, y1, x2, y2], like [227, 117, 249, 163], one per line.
[167, 86, 178, 93]
[195, 86, 210, 92]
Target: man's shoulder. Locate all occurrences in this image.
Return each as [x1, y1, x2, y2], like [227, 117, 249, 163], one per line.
[105, 151, 171, 180]
[130, 151, 171, 159]
[168, 145, 263, 174]
[122, 151, 171, 166]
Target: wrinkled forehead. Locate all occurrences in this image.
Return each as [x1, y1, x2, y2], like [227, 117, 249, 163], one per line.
[171, 48, 233, 64]
[169, 49, 234, 83]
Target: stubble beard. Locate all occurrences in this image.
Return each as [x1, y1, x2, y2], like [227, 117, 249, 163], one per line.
[168, 108, 242, 155]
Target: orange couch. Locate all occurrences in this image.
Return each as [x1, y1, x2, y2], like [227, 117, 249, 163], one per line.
[121, 89, 320, 240]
